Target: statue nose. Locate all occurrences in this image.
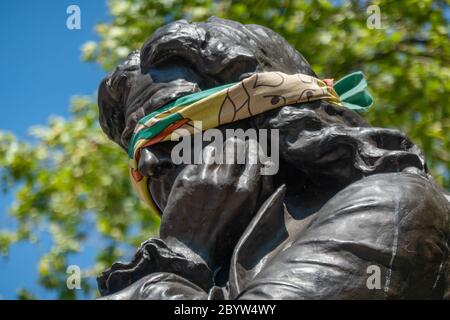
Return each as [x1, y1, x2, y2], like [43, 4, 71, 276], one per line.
[138, 147, 174, 178]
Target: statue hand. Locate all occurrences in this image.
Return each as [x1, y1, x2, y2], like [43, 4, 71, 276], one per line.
[160, 137, 265, 269]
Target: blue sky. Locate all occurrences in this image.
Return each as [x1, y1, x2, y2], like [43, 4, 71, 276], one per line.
[0, 0, 110, 299]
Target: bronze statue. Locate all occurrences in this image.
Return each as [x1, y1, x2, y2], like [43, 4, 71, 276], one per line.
[96, 17, 450, 299]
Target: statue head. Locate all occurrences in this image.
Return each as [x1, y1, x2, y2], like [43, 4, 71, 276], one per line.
[98, 17, 426, 213]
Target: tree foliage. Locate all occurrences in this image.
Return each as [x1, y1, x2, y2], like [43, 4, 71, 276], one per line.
[0, 98, 160, 299]
[1, 0, 449, 299]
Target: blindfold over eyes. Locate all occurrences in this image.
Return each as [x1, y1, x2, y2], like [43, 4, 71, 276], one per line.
[128, 71, 372, 215]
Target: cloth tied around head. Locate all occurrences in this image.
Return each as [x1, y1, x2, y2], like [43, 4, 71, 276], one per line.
[128, 71, 373, 215]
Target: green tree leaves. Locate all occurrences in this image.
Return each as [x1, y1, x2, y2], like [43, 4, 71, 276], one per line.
[1, 98, 159, 299]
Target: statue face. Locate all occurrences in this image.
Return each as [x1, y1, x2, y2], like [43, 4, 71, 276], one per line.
[126, 64, 225, 211]
[138, 141, 183, 211]
[108, 54, 258, 212]
[138, 120, 254, 211]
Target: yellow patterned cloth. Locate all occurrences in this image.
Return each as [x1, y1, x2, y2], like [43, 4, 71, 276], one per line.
[128, 71, 370, 215]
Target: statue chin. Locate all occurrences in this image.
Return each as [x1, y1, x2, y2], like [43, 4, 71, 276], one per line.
[97, 17, 450, 300]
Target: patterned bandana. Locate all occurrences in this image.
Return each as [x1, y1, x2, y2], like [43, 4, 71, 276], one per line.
[128, 71, 373, 215]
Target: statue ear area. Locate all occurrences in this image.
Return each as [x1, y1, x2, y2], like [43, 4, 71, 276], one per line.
[98, 51, 142, 150]
[97, 78, 127, 150]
